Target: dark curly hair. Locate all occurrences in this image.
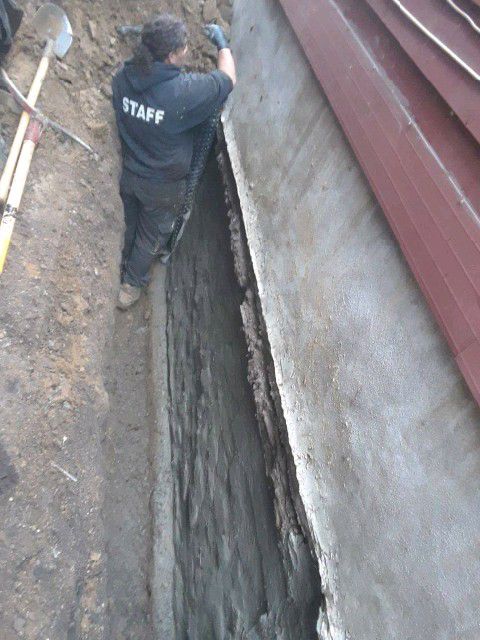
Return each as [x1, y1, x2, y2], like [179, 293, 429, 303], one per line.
[133, 14, 188, 73]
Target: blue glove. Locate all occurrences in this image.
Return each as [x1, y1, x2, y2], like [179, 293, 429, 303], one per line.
[203, 24, 230, 50]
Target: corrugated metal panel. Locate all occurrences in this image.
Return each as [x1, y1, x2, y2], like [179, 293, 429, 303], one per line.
[278, 0, 480, 404]
[365, 0, 480, 144]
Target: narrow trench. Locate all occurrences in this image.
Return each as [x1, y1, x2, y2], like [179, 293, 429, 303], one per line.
[104, 293, 155, 639]
[104, 140, 323, 639]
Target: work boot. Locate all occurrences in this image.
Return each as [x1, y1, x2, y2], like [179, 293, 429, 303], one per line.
[117, 283, 141, 310]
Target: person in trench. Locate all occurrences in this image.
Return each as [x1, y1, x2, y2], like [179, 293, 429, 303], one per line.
[112, 14, 236, 309]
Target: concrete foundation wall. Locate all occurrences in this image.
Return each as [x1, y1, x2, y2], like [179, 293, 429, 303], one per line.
[224, 1, 480, 638]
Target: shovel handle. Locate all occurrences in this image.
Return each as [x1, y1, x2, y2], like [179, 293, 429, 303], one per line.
[0, 120, 42, 273]
[0, 41, 53, 205]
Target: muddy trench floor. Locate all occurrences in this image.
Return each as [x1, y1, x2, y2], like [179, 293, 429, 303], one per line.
[104, 296, 155, 640]
[0, 0, 231, 638]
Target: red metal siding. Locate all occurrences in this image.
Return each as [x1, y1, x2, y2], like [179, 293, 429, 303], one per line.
[364, 0, 480, 144]
[278, 0, 480, 404]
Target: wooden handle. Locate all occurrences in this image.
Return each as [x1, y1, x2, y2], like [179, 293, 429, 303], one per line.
[0, 44, 52, 205]
[0, 122, 41, 273]
[8, 138, 37, 209]
[0, 207, 17, 273]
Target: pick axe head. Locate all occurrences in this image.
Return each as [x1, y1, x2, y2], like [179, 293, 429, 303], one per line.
[33, 3, 73, 58]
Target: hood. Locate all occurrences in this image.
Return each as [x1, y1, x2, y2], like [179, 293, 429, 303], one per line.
[123, 60, 181, 91]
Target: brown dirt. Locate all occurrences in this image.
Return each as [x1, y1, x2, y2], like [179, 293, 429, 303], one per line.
[0, 0, 232, 638]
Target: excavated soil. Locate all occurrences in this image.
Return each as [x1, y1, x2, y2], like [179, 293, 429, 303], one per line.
[0, 1, 231, 638]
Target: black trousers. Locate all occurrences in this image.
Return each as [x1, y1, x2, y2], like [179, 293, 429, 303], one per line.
[120, 168, 185, 287]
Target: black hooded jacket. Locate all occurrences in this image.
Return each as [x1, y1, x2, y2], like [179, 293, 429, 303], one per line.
[0, 0, 23, 60]
[112, 60, 233, 181]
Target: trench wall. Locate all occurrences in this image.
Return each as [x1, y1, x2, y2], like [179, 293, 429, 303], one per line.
[222, 0, 480, 639]
[166, 159, 322, 639]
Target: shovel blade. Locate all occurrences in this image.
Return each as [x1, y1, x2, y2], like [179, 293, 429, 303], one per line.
[33, 3, 73, 58]
[53, 28, 73, 58]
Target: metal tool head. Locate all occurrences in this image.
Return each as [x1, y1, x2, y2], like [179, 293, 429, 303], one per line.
[33, 3, 73, 58]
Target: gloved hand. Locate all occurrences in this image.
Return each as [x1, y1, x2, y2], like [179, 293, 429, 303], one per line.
[203, 24, 230, 51]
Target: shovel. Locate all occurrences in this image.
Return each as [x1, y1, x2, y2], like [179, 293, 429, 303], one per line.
[0, 4, 73, 273]
[0, 3, 72, 206]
